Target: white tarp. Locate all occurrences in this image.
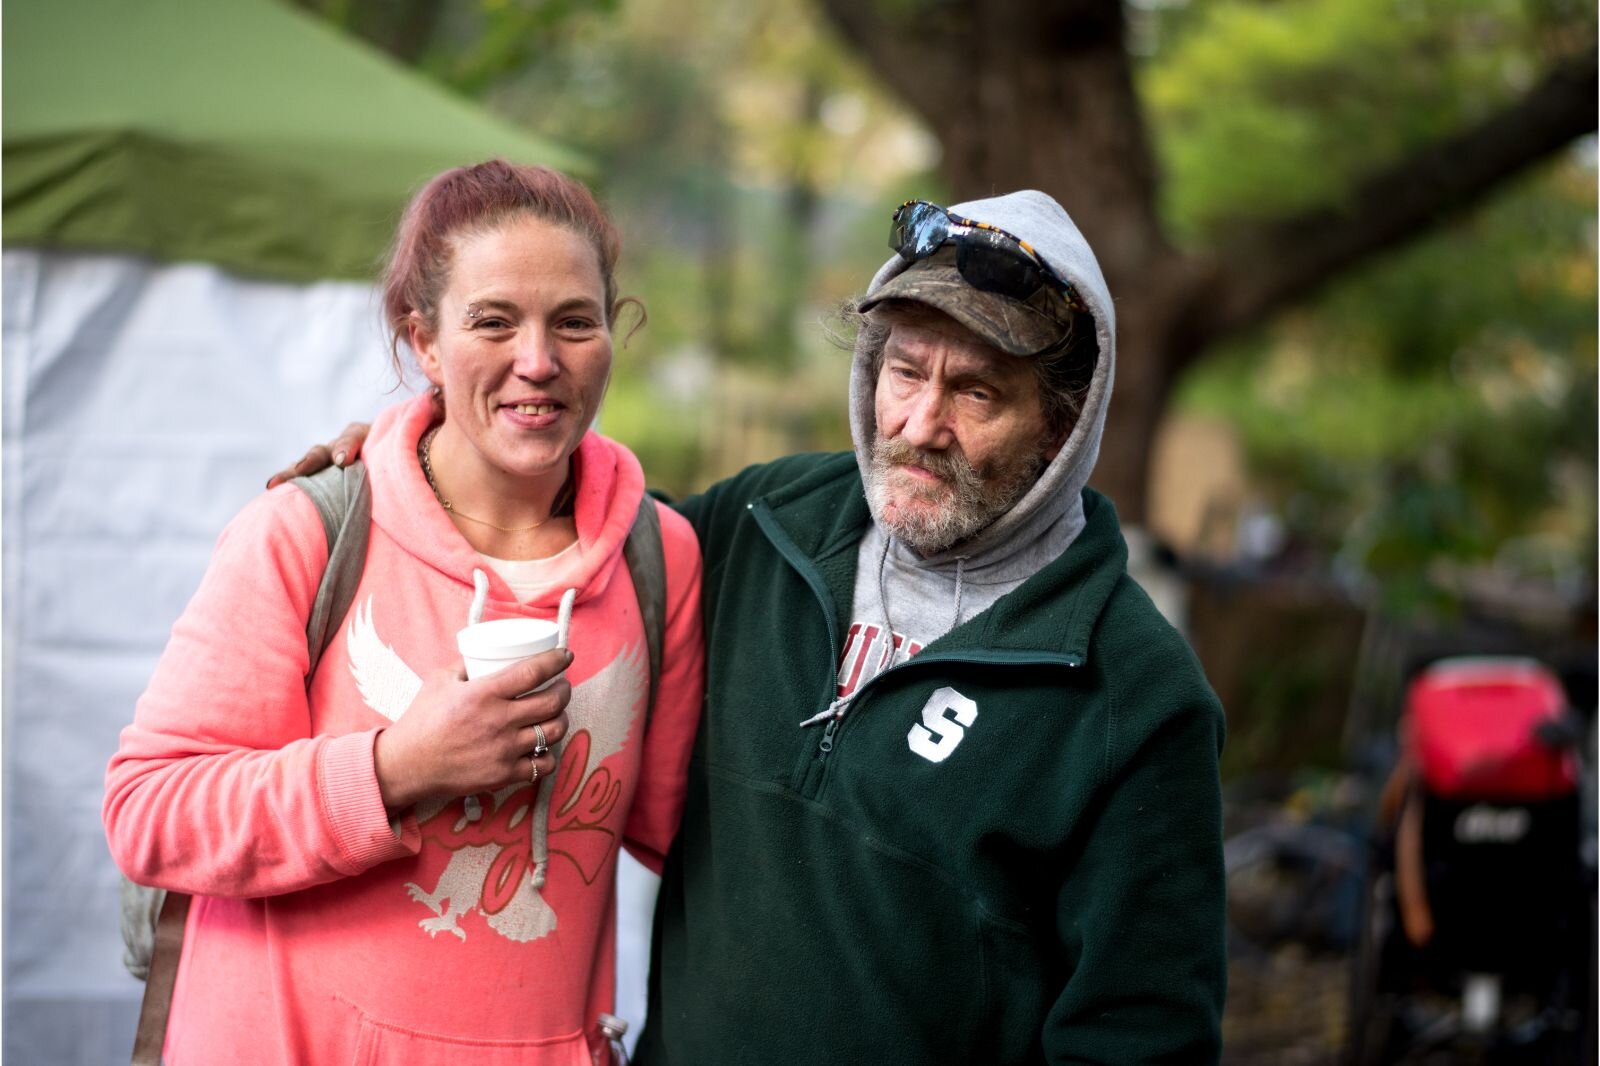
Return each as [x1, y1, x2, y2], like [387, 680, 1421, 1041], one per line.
[1, 247, 662, 1062]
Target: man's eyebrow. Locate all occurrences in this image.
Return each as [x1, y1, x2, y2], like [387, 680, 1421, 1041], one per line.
[947, 368, 1009, 391]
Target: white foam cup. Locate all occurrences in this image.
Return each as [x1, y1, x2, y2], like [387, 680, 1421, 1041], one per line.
[456, 617, 562, 693]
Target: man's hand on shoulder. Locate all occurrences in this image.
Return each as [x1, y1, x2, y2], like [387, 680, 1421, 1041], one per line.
[264, 421, 372, 489]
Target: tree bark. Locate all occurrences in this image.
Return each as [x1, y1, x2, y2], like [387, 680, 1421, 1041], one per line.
[814, 0, 1597, 524]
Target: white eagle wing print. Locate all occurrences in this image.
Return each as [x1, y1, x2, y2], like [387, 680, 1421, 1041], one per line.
[407, 639, 651, 944]
[566, 638, 649, 768]
[345, 597, 423, 722]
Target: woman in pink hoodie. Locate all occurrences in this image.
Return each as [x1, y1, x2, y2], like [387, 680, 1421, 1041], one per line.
[104, 161, 704, 1065]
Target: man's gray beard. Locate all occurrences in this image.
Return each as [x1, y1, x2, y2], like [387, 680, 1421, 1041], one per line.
[864, 434, 1045, 555]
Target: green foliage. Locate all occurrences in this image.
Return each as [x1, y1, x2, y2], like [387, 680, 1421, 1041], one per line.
[1148, 0, 1595, 613]
[1145, 0, 1596, 240]
[1180, 155, 1596, 613]
[299, 0, 1595, 569]
[433, 0, 624, 96]
[599, 368, 704, 496]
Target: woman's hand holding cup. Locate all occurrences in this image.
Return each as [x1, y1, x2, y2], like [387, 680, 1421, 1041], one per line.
[373, 647, 572, 812]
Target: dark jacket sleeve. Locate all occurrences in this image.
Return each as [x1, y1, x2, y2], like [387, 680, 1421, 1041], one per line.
[1042, 656, 1227, 1063]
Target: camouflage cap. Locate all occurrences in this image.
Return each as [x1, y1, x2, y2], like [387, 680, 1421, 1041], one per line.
[858, 247, 1075, 357]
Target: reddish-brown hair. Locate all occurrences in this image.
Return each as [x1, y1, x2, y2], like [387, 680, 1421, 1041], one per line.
[381, 160, 638, 372]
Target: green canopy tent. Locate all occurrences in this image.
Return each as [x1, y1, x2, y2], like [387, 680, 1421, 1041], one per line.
[3, 0, 590, 280]
[2, 3, 593, 1061]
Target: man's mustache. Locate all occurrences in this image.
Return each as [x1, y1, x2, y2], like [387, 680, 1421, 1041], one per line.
[872, 436, 984, 492]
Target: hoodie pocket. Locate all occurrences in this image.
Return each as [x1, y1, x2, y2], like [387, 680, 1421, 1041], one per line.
[349, 1012, 595, 1066]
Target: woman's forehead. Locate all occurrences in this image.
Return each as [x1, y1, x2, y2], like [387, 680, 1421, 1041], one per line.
[445, 216, 604, 300]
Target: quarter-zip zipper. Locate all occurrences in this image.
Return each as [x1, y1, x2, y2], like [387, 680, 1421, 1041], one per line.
[817, 716, 840, 754]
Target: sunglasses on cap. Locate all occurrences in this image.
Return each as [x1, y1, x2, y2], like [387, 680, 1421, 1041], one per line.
[889, 200, 1086, 313]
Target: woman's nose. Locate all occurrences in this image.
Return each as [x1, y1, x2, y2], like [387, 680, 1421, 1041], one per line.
[512, 331, 558, 380]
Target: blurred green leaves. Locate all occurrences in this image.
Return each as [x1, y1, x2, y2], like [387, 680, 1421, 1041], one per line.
[1146, 0, 1595, 241]
[1180, 152, 1595, 611]
[298, 0, 1594, 591]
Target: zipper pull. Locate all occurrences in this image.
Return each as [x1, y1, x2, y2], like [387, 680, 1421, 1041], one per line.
[818, 716, 840, 755]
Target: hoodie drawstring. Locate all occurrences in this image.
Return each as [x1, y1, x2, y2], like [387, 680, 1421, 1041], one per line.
[876, 535, 894, 665]
[952, 556, 967, 632]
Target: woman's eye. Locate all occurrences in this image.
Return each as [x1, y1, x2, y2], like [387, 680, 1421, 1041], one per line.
[473, 316, 511, 330]
[559, 318, 599, 332]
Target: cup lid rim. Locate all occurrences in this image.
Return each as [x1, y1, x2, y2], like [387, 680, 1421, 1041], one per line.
[457, 616, 559, 657]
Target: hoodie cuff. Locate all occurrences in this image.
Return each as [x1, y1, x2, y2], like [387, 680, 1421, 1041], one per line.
[317, 729, 420, 871]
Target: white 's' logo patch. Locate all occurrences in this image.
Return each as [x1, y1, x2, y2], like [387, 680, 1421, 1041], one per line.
[907, 686, 978, 763]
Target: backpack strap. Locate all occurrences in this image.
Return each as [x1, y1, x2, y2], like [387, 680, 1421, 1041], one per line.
[130, 890, 190, 1065]
[128, 463, 371, 1065]
[294, 461, 372, 679]
[622, 495, 667, 725]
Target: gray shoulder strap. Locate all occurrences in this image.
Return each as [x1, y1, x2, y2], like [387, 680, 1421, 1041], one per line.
[622, 495, 667, 724]
[292, 462, 371, 680]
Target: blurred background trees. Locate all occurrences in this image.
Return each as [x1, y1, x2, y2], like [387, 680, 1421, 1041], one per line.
[295, 0, 1595, 626]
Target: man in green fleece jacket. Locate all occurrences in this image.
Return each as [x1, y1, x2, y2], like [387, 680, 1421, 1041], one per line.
[283, 190, 1226, 1063]
[636, 192, 1226, 1064]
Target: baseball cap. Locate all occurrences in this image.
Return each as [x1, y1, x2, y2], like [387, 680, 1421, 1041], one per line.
[858, 247, 1076, 357]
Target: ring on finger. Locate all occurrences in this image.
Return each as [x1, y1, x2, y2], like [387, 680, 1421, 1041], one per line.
[530, 761, 540, 785]
[532, 723, 550, 758]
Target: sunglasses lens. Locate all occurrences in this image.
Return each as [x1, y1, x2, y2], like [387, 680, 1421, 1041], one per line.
[888, 201, 1085, 314]
[955, 234, 1045, 301]
[891, 202, 951, 259]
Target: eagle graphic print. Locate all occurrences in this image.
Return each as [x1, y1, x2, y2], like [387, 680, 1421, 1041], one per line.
[346, 595, 647, 944]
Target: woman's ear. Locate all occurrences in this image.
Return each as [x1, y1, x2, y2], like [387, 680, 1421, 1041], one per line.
[409, 313, 442, 386]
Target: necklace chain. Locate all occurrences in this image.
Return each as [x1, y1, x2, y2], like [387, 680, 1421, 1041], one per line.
[419, 425, 571, 534]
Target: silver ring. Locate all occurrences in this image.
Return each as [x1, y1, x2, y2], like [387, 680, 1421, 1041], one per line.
[532, 723, 550, 758]
[530, 762, 540, 785]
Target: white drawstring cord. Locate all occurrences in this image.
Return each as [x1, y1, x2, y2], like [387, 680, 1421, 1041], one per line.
[530, 587, 577, 888]
[952, 556, 967, 630]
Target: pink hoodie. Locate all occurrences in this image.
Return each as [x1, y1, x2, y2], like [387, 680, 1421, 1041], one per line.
[104, 394, 703, 1065]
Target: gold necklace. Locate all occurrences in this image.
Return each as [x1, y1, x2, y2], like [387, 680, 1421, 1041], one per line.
[419, 425, 572, 534]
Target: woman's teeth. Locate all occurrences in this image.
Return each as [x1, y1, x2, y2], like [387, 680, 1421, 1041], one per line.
[511, 404, 557, 415]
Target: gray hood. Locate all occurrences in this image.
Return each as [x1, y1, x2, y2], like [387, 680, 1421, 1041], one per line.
[848, 189, 1116, 574]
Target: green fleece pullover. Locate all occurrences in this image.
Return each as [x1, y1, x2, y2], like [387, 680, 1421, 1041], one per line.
[639, 451, 1226, 1065]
